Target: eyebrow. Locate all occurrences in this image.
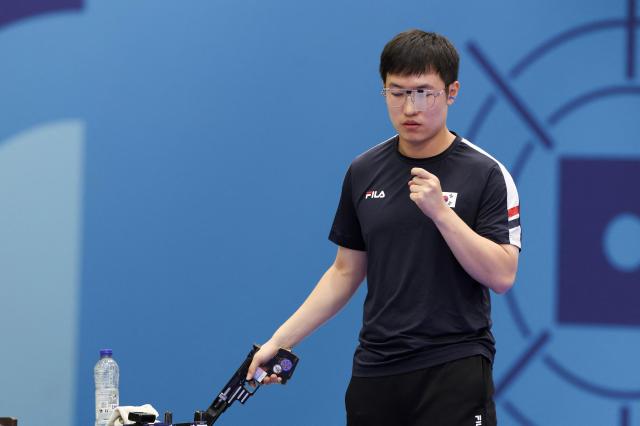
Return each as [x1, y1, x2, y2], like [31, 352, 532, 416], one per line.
[387, 83, 436, 89]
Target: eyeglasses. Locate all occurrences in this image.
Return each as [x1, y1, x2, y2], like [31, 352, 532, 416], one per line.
[381, 87, 446, 111]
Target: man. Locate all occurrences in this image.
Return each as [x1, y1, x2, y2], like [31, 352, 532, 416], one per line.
[247, 29, 521, 426]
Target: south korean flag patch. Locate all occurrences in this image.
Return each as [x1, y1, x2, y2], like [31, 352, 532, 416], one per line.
[442, 192, 458, 208]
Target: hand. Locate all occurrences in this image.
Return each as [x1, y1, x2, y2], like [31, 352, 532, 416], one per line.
[245, 340, 283, 385]
[408, 167, 448, 220]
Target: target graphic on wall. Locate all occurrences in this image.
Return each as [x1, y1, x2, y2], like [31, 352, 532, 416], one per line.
[465, 1, 640, 424]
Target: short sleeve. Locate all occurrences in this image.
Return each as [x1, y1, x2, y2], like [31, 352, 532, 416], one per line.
[474, 164, 522, 250]
[328, 167, 366, 251]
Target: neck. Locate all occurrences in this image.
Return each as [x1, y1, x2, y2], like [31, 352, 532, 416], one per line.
[398, 127, 455, 159]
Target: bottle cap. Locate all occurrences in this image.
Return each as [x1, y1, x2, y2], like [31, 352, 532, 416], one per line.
[100, 349, 113, 357]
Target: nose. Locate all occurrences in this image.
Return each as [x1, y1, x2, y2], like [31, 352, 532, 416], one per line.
[403, 93, 418, 116]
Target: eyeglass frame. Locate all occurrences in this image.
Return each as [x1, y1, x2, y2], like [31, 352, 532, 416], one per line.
[381, 87, 448, 111]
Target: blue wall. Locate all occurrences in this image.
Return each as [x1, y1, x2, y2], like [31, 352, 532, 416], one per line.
[1, 1, 639, 425]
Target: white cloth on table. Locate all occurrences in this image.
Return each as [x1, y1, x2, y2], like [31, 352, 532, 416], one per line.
[107, 404, 159, 425]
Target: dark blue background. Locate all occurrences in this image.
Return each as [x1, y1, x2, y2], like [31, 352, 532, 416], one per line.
[0, 1, 639, 425]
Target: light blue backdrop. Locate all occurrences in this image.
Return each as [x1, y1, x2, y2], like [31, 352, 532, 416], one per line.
[1, 1, 639, 425]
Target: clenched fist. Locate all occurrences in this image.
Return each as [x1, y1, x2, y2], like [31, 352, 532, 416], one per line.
[408, 167, 448, 220]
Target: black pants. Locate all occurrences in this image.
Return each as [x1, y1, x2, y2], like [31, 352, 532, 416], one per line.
[345, 355, 497, 426]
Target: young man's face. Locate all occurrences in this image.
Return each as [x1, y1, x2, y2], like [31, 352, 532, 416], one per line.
[384, 72, 459, 147]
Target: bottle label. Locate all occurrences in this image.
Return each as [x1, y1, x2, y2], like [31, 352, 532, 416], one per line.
[95, 389, 119, 419]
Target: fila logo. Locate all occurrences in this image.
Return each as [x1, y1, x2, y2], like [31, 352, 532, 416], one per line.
[443, 191, 458, 208]
[365, 190, 385, 199]
[475, 414, 482, 425]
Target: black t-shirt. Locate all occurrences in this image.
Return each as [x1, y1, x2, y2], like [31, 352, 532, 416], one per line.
[329, 133, 522, 377]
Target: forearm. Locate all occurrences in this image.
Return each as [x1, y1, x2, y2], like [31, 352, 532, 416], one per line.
[269, 259, 365, 349]
[433, 207, 518, 293]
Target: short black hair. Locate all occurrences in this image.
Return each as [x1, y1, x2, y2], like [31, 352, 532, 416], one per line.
[379, 29, 459, 86]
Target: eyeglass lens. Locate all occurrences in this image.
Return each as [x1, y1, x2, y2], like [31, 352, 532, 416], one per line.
[385, 89, 438, 111]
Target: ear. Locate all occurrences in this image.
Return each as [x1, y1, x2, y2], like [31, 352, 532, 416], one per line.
[447, 81, 460, 105]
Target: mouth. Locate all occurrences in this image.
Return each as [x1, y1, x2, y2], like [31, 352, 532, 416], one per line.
[402, 121, 421, 128]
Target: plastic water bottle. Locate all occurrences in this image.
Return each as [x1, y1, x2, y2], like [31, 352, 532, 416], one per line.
[94, 349, 120, 426]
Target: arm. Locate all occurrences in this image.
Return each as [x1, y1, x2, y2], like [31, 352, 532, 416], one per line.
[431, 207, 519, 293]
[246, 246, 367, 381]
[409, 167, 518, 294]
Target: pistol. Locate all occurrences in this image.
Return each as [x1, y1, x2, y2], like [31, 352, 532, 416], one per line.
[201, 344, 299, 425]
